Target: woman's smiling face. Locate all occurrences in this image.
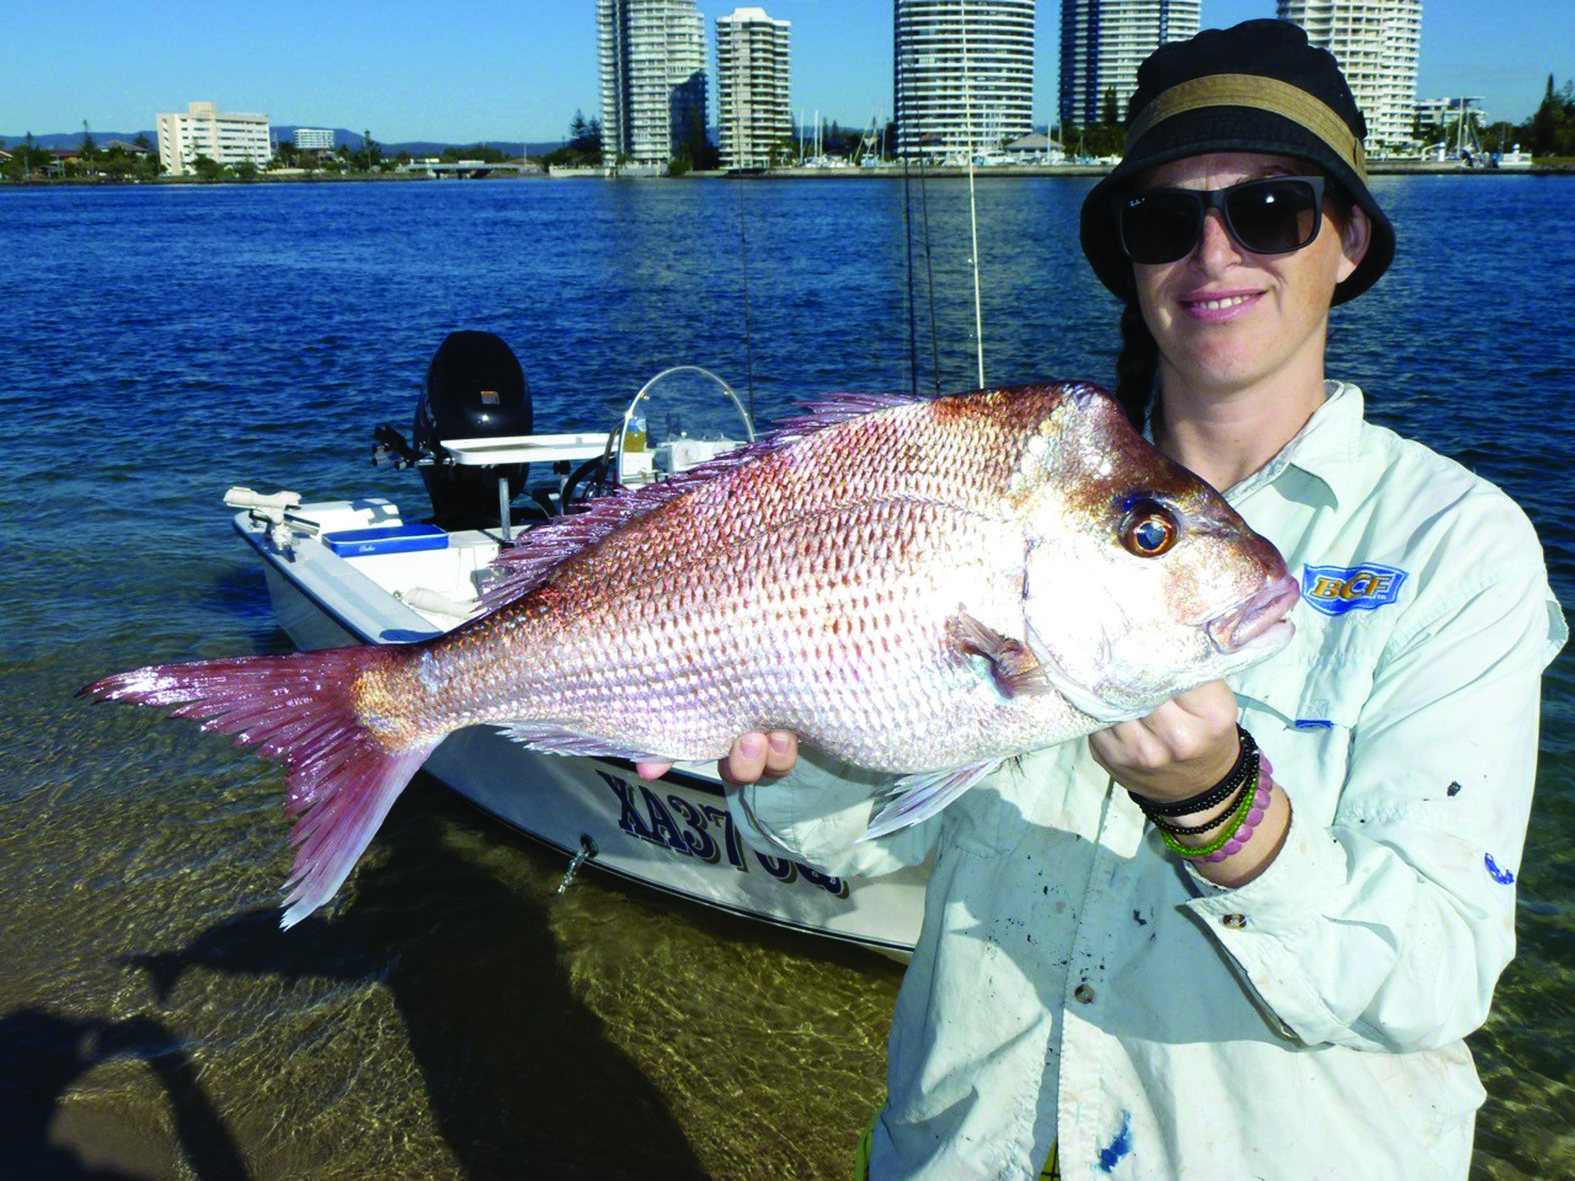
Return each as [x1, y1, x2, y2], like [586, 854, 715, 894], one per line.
[1132, 152, 1370, 401]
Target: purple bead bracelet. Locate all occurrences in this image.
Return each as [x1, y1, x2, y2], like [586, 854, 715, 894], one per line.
[1205, 753, 1275, 863]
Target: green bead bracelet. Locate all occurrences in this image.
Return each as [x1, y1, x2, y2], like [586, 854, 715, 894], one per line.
[1160, 759, 1260, 859]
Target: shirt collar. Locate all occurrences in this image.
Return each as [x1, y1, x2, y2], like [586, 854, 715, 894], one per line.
[1221, 380, 1367, 509]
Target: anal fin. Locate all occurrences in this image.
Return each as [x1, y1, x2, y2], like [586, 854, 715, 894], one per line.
[860, 760, 1002, 841]
[497, 721, 664, 763]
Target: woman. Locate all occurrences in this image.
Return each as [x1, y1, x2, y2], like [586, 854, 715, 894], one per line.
[643, 20, 1565, 1179]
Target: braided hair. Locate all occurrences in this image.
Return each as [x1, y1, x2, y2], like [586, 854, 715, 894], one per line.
[1113, 298, 1160, 433]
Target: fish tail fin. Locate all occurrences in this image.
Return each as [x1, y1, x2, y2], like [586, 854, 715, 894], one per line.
[79, 648, 439, 929]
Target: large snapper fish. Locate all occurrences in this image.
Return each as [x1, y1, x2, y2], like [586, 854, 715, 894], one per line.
[84, 384, 1298, 926]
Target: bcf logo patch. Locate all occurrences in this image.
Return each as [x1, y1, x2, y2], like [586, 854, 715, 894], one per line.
[1302, 563, 1408, 617]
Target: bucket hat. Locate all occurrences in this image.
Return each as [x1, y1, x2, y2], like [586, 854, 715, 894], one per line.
[1080, 19, 1395, 305]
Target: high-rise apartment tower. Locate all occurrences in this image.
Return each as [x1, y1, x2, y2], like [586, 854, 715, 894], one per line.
[598, 0, 709, 170]
[716, 7, 791, 170]
[1059, 1, 1200, 132]
[1279, 1, 1422, 149]
[155, 101, 273, 177]
[893, 0, 1035, 159]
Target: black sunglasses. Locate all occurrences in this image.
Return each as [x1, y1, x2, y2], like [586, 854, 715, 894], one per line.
[1115, 176, 1326, 265]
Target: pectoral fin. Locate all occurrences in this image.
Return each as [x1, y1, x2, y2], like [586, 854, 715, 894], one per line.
[950, 610, 1051, 697]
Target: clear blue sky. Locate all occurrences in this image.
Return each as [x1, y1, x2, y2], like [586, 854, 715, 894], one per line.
[2, 0, 1568, 143]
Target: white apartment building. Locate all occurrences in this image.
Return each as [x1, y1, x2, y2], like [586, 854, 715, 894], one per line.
[156, 101, 272, 176]
[294, 128, 335, 150]
[894, 0, 1036, 159]
[1059, 1, 1200, 131]
[1279, 1, 1423, 149]
[598, 0, 709, 170]
[716, 7, 791, 169]
[1416, 95, 1486, 135]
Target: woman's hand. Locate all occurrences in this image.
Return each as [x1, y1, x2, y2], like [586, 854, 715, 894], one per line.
[1088, 680, 1241, 804]
[1092, 680, 1290, 886]
[637, 731, 799, 785]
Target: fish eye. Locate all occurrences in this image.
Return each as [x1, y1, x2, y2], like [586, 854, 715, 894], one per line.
[1120, 500, 1179, 558]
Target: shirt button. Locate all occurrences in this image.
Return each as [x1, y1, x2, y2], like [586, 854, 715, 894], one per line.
[1221, 913, 1248, 929]
[1074, 984, 1096, 1004]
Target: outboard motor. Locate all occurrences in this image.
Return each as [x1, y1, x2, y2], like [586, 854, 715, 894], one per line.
[403, 330, 534, 530]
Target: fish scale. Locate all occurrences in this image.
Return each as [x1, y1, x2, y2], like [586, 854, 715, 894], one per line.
[82, 383, 1298, 926]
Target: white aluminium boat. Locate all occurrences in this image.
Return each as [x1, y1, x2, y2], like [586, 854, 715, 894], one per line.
[227, 333, 925, 955]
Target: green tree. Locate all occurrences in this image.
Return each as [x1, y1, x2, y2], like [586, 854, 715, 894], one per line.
[543, 112, 605, 168]
[192, 153, 226, 180]
[676, 102, 716, 171]
[102, 152, 136, 181]
[358, 129, 381, 171]
[9, 132, 52, 179]
[1524, 75, 1575, 157]
[80, 122, 99, 174]
[440, 142, 508, 164]
[1481, 120, 1516, 154]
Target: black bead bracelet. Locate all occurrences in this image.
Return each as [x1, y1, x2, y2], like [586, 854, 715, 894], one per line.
[1144, 760, 1260, 835]
[1129, 726, 1258, 820]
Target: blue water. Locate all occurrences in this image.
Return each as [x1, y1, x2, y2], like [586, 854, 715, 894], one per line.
[1, 174, 1572, 1178]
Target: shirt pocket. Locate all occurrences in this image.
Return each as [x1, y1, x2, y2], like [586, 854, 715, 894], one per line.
[1232, 651, 1374, 827]
[944, 779, 1029, 858]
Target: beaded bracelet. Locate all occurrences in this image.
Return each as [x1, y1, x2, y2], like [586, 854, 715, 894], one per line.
[1131, 726, 1258, 819]
[1162, 755, 1275, 862]
[1149, 797, 1244, 836]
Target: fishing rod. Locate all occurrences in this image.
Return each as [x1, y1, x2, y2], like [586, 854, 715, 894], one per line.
[903, 157, 920, 399]
[961, 0, 986, 388]
[918, 158, 941, 396]
[736, 179, 756, 425]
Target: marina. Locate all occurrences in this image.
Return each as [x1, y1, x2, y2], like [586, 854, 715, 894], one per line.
[2, 173, 1571, 1178]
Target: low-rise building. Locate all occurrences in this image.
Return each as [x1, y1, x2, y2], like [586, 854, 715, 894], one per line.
[156, 101, 272, 176]
[295, 128, 335, 151]
[1416, 96, 1487, 131]
[1004, 131, 1064, 161]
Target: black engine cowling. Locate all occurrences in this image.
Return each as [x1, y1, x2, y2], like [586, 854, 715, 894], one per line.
[413, 330, 534, 529]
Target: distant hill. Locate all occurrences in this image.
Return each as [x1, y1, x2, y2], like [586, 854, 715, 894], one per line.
[2, 130, 155, 149]
[2, 127, 567, 157]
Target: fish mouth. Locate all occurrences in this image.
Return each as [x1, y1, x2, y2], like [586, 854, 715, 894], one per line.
[1205, 575, 1301, 655]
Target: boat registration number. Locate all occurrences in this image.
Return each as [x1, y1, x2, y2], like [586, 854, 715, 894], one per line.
[597, 771, 848, 898]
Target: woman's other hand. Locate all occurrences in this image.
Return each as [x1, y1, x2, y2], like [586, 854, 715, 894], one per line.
[637, 731, 799, 785]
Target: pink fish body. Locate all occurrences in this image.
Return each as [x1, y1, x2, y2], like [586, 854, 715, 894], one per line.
[84, 384, 1298, 925]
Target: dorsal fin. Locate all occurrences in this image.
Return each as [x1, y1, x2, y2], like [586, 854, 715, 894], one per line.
[477, 390, 923, 613]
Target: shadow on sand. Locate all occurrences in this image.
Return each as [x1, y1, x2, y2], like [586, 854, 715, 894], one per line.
[0, 1008, 250, 1179]
[4, 776, 707, 1179]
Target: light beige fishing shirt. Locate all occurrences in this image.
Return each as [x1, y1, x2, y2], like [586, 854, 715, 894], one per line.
[728, 383, 1568, 1180]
